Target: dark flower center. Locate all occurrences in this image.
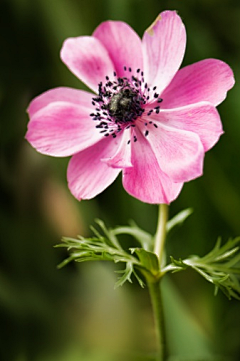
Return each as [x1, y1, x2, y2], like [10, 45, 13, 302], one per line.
[90, 67, 163, 141]
[107, 85, 145, 124]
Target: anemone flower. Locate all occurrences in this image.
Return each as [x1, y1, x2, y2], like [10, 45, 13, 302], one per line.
[26, 11, 234, 204]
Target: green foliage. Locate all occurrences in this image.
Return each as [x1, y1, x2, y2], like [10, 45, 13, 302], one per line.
[166, 208, 193, 233]
[56, 210, 193, 287]
[132, 248, 159, 277]
[56, 212, 240, 301]
[166, 237, 240, 300]
[56, 219, 159, 288]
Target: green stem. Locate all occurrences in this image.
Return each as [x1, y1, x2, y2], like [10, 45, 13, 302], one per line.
[154, 204, 169, 266]
[147, 204, 169, 360]
[147, 280, 167, 361]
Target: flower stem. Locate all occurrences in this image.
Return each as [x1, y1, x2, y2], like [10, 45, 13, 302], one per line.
[147, 204, 169, 360]
[154, 203, 169, 266]
[147, 279, 167, 361]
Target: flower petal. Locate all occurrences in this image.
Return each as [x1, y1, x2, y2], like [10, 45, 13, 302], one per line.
[161, 59, 235, 108]
[101, 128, 133, 168]
[155, 102, 223, 151]
[26, 102, 103, 157]
[142, 11, 186, 93]
[122, 129, 183, 204]
[138, 121, 204, 183]
[67, 137, 121, 200]
[28, 87, 93, 118]
[93, 21, 143, 77]
[60, 36, 115, 93]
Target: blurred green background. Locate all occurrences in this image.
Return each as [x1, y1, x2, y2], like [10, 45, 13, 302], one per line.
[1, 0, 240, 360]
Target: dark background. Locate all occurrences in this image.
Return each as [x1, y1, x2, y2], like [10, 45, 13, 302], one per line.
[1, 0, 240, 360]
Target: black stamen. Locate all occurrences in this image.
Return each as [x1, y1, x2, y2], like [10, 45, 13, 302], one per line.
[90, 70, 163, 141]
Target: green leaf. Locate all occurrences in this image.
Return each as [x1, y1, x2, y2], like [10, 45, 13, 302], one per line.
[91, 219, 121, 249]
[132, 248, 160, 276]
[164, 237, 240, 300]
[114, 262, 135, 288]
[112, 221, 153, 250]
[114, 262, 145, 289]
[166, 208, 193, 233]
[169, 256, 188, 272]
[55, 220, 155, 288]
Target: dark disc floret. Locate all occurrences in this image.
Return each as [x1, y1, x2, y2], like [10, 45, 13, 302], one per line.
[90, 66, 163, 141]
[107, 86, 145, 123]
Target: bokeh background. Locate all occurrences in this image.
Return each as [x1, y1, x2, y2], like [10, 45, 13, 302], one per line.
[1, 0, 240, 360]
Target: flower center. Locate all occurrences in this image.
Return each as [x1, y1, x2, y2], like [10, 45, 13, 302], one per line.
[90, 67, 163, 140]
[107, 84, 145, 124]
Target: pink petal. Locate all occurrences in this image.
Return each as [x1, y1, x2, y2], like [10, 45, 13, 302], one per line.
[161, 59, 235, 108]
[26, 102, 103, 157]
[142, 11, 186, 93]
[122, 129, 183, 204]
[67, 137, 121, 200]
[93, 21, 143, 77]
[156, 102, 223, 151]
[101, 129, 133, 168]
[28, 87, 93, 118]
[60, 36, 115, 93]
[138, 121, 204, 183]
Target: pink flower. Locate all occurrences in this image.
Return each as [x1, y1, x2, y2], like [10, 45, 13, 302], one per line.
[26, 11, 234, 204]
